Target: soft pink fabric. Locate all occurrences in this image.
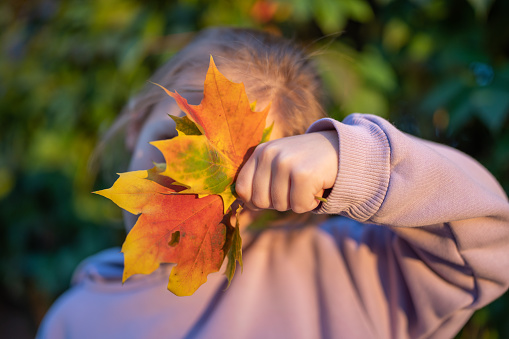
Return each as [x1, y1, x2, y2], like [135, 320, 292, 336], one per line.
[38, 114, 509, 339]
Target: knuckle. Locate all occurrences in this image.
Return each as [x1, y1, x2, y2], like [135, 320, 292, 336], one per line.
[252, 143, 265, 157]
[275, 153, 293, 171]
[271, 186, 289, 212]
[234, 180, 248, 200]
[271, 194, 288, 212]
[291, 167, 313, 182]
[292, 205, 308, 214]
[251, 195, 270, 209]
[290, 191, 317, 214]
[290, 172, 304, 186]
[260, 143, 279, 161]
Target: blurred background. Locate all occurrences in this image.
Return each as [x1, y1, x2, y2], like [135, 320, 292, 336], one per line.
[1, 0, 508, 338]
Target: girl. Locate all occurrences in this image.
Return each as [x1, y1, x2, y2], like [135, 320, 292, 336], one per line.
[38, 27, 509, 339]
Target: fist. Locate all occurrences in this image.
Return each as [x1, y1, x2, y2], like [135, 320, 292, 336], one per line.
[235, 130, 339, 213]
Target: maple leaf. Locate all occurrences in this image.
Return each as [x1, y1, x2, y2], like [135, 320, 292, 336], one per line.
[151, 135, 238, 213]
[94, 56, 271, 296]
[151, 56, 271, 213]
[225, 205, 243, 287]
[94, 168, 226, 296]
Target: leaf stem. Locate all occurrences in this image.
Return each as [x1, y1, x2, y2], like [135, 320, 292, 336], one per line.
[314, 196, 328, 203]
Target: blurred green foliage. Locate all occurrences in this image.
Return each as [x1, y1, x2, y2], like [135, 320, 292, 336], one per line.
[0, 0, 508, 337]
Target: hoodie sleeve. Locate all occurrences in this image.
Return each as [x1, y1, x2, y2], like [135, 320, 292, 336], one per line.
[307, 113, 509, 338]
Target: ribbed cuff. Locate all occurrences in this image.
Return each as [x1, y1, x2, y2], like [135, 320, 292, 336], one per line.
[306, 115, 391, 221]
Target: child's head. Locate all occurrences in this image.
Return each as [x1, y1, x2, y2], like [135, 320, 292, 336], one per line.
[112, 27, 328, 231]
[123, 27, 327, 152]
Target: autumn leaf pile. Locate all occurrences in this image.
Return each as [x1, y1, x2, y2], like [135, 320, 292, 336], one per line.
[94, 56, 271, 296]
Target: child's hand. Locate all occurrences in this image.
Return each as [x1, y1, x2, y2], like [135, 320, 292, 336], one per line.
[236, 130, 339, 213]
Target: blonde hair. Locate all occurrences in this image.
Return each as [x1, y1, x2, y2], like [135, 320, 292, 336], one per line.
[96, 26, 326, 169]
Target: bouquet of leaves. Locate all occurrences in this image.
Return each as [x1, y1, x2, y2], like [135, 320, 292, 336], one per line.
[95, 57, 271, 296]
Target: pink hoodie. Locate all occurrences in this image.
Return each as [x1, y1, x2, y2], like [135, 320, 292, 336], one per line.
[37, 114, 509, 339]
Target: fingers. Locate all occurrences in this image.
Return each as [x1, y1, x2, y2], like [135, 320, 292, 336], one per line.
[236, 144, 276, 211]
[235, 149, 258, 210]
[237, 143, 291, 212]
[271, 155, 291, 211]
[251, 151, 273, 209]
[237, 143, 311, 213]
[236, 132, 338, 214]
[289, 171, 320, 213]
